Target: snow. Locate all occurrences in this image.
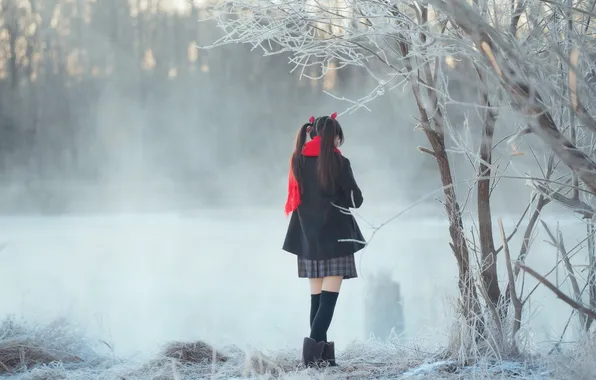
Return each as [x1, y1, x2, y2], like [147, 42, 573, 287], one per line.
[401, 361, 458, 377]
[0, 316, 575, 379]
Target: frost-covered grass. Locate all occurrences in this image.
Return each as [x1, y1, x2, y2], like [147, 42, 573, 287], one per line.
[0, 317, 592, 380]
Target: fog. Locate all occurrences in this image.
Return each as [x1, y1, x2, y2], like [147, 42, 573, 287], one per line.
[0, 0, 590, 362]
[0, 210, 588, 360]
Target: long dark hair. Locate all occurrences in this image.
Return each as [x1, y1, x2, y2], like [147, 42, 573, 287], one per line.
[290, 122, 311, 189]
[316, 116, 344, 190]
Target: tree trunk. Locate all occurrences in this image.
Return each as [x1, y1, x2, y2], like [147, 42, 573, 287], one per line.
[399, 33, 482, 332]
[477, 99, 501, 317]
[426, 129, 481, 323]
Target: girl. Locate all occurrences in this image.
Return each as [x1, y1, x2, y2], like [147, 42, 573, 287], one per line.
[282, 113, 365, 367]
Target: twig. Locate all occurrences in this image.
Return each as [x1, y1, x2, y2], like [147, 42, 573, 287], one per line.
[539, 0, 596, 19]
[498, 219, 522, 354]
[557, 227, 587, 329]
[587, 220, 596, 329]
[523, 226, 596, 303]
[0, 361, 11, 375]
[494, 194, 535, 256]
[549, 278, 593, 354]
[516, 263, 596, 320]
[541, 222, 586, 327]
[514, 195, 548, 278]
[417, 146, 437, 157]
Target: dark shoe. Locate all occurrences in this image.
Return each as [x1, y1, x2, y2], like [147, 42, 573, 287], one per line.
[322, 341, 338, 367]
[302, 337, 326, 367]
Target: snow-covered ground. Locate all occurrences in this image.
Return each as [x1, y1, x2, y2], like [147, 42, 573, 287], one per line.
[0, 207, 593, 378]
[0, 315, 589, 379]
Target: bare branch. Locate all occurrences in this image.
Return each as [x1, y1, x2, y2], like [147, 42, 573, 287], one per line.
[417, 146, 437, 157]
[517, 263, 596, 321]
[529, 179, 595, 218]
[432, 0, 596, 195]
[494, 193, 536, 256]
[539, 0, 596, 19]
[587, 220, 596, 330]
[541, 221, 588, 328]
[498, 219, 522, 353]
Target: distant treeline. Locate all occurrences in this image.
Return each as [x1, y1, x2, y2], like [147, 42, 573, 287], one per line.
[0, 0, 444, 212]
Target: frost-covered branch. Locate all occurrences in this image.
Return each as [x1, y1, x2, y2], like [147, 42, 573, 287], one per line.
[201, 0, 463, 112]
[542, 221, 590, 329]
[517, 263, 596, 321]
[431, 0, 596, 195]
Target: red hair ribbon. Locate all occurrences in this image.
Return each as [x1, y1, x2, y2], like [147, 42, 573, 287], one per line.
[330, 112, 337, 119]
[306, 116, 315, 133]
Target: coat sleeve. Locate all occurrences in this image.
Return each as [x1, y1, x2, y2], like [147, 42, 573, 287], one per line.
[338, 157, 363, 209]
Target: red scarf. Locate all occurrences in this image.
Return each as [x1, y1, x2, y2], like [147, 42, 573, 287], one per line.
[284, 136, 341, 216]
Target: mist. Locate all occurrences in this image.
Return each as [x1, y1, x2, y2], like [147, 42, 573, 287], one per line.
[0, 0, 591, 371]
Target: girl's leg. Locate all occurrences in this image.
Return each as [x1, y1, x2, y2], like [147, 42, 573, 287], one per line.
[309, 276, 342, 342]
[322, 276, 343, 293]
[302, 278, 327, 366]
[309, 278, 323, 294]
[309, 278, 324, 333]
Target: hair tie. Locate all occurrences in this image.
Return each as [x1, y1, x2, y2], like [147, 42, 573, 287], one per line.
[330, 112, 337, 119]
[306, 116, 315, 133]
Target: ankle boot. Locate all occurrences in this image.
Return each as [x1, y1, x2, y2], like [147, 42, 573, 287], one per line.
[302, 337, 326, 367]
[322, 341, 338, 367]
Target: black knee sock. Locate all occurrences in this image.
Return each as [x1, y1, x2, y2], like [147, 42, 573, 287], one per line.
[310, 290, 339, 342]
[310, 293, 321, 327]
[310, 293, 327, 342]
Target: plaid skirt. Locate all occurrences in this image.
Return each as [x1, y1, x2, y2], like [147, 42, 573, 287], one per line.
[297, 254, 358, 279]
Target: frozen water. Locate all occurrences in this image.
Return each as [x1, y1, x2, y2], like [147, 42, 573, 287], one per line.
[0, 206, 590, 360]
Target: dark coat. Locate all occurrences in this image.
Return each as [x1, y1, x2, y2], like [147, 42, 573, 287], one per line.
[282, 154, 365, 260]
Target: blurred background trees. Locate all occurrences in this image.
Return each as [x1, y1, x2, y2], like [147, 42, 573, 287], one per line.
[0, 0, 436, 213]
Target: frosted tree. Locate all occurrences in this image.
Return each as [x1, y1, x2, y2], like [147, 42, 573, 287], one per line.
[200, 0, 596, 360]
[432, 0, 596, 337]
